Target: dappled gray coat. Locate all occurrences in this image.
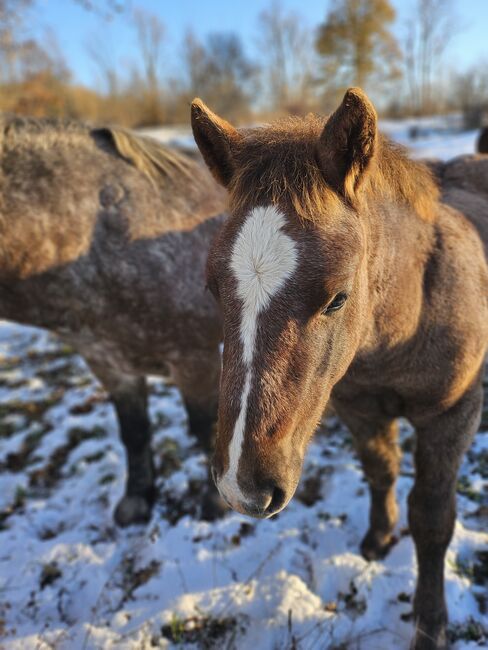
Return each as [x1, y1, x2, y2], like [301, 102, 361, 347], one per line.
[0, 116, 227, 525]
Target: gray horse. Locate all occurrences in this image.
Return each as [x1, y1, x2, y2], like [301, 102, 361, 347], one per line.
[0, 115, 226, 525]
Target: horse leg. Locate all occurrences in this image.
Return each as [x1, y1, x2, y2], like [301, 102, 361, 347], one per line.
[88, 364, 155, 526]
[409, 384, 482, 650]
[171, 349, 220, 452]
[332, 403, 400, 560]
[111, 376, 155, 526]
[171, 349, 225, 520]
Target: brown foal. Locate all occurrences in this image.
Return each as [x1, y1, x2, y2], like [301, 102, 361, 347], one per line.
[191, 88, 488, 649]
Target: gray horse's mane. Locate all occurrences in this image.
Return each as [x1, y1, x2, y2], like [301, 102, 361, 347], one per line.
[0, 114, 196, 187]
[98, 127, 196, 185]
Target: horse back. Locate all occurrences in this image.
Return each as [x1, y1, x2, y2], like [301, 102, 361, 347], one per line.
[439, 154, 488, 260]
[0, 116, 225, 279]
[0, 115, 226, 344]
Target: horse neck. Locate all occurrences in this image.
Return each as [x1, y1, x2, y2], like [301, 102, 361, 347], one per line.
[360, 197, 437, 347]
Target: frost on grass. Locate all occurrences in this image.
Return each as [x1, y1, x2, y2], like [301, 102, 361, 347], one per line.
[0, 320, 486, 650]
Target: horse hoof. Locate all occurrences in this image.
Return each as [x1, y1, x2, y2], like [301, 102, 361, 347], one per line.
[360, 529, 398, 560]
[114, 495, 152, 527]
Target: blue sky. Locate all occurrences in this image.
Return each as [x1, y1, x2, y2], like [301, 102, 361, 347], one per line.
[31, 0, 488, 88]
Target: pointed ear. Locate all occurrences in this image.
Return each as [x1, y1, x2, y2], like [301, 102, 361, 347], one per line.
[191, 99, 241, 187]
[318, 88, 377, 201]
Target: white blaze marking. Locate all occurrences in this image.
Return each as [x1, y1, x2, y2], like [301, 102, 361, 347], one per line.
[218, 206, 298, 506]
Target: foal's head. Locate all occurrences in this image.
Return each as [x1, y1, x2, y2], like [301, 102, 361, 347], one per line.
[192, 89, 378, 518]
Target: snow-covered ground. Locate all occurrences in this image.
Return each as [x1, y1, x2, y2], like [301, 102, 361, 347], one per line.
[380, 115, 480, 161]
[0, 124, 487, 650]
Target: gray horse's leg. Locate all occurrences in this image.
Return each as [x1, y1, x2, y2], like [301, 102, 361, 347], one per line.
[409, 384, 482, 650]
[170, 349, 220, 452]
[87, 363, 154, 526]
[110, 376, 154, 526]
[170, 348, 225, 519]
[332, 400, 400, 559]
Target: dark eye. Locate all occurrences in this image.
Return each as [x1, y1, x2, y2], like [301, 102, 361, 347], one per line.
[322, 292, 348, 315]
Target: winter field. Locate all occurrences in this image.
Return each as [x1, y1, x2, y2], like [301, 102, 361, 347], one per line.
[0, 121, 486, 650]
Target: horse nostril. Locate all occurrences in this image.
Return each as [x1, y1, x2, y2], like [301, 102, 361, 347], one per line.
[266, 486, 286, 515]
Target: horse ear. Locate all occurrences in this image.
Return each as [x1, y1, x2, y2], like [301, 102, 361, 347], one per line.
[191, 99, 241, 188]
[318, 88, 377, 201]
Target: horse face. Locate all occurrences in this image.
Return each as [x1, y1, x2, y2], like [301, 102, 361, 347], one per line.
[192, 89, 376, 517]
[206, 203, 365, 517]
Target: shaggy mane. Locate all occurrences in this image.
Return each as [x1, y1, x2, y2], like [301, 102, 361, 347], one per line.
[0, 114, 197, 188]
[230, 115, 440, 222]
[100, 127, 196, 186]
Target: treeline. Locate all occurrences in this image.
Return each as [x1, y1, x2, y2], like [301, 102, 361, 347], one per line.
[1, 0, 487, 127]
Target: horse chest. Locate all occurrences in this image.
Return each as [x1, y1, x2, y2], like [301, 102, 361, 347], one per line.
[332, 382, 405, 419]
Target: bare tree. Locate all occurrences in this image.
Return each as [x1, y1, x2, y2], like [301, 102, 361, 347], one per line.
[131, 8, 166, 125]
[178, 29, 257, 122]
[86, 34, 119, 97]
[73, 0, 126, 19]
[134, 9, 164, 96]
[256, 0, 316, 114]
[452, 63, 488, 128]
[403, 0, 459, 114]
[0, 0, 35, 82]
[181, 30, 206, 99]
